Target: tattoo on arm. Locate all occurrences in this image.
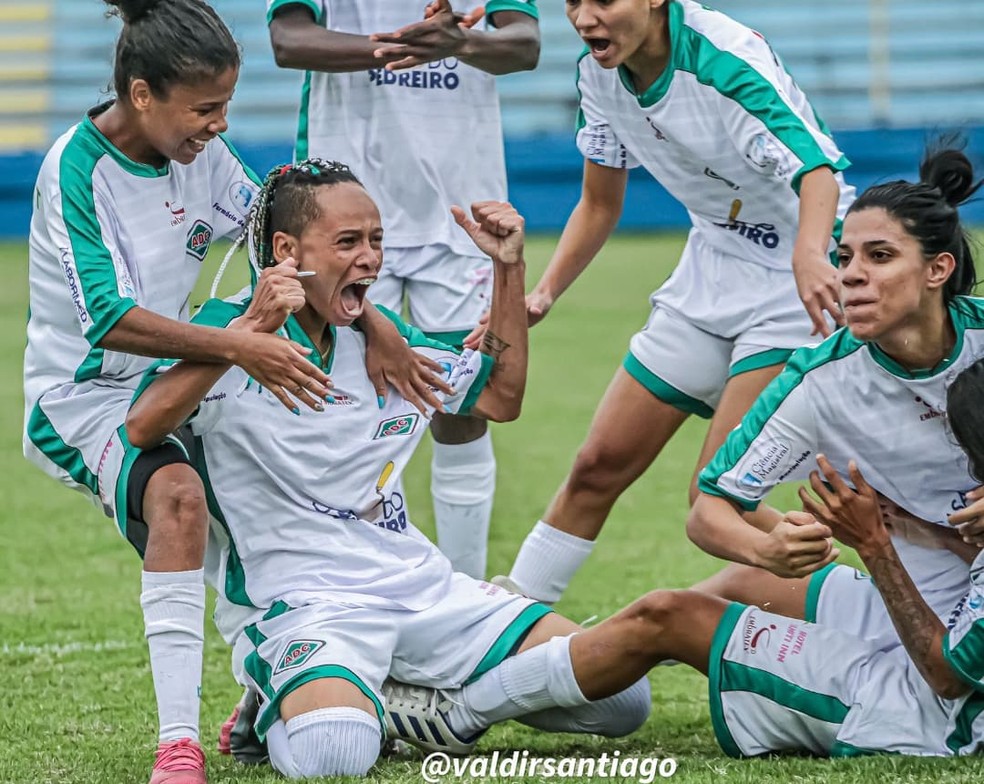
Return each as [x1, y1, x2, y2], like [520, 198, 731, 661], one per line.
[481, 330, 510, 361]
[865, 548, 968, 698]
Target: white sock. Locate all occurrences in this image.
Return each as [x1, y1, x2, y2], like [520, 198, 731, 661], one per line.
[518, 676, 651, 737]
[431, 432, 496, 579]
[508, 520, 595, 603]
[141, 569, 205, 743]
[447, 634, 587, 736]
[269, 708, 380, 778]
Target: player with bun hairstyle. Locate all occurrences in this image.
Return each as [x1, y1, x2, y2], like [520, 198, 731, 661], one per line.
[23, 3, 443, 782]
[688, 145, 984, 667]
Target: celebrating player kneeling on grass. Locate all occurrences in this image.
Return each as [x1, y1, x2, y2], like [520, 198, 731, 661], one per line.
[125, 160, 652, 778]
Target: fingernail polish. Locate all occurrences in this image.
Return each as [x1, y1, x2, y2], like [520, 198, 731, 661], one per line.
[377, 395, 385, 409]
[326, 395, 336, 404]
[292, 407, 300, 416]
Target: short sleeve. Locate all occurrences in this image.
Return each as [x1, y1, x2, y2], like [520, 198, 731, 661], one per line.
[267, 0, 322, 25]
[574, 53, 640, 170]
[208, 136, 261, 241]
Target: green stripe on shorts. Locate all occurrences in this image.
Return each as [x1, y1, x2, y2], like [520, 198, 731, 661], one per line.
[804, 563, 839, 623]
[707, 602, 747, 758]
[728, 348, 794, 378]
[465, 603, 553, 685]
[623, 352, 714, 419]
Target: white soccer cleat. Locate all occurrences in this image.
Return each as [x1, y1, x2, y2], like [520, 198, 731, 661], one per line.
[382, 680, 482, 756]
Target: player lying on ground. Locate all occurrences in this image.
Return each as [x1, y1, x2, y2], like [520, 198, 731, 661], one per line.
[125, 161, 653, 778]
[688, 147, 983, 652]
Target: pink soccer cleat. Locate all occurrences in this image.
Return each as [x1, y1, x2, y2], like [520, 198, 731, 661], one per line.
[149, 738, 207, 784]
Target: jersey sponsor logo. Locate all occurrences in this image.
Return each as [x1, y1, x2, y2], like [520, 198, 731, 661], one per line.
[186, 220, 213, 262]
[373, 413, 420, 439]
[274, 639, 323, 674]
[229, 181, 255, 214]
[645, 117, 668, 142]
[213, 201, 246, 229]
[704, 167, 739, 191]
[325, 393, 354, 406]
[745, 134, 792, 178]
[712, 198, 780, 249]
[914, 395, 943, 422]
[736, 439, 791, 488]
[166, 200, 186, 227]
[59, 247, 89, 325]
[777, 450, 812, 482]
[368, 58, 461, 91]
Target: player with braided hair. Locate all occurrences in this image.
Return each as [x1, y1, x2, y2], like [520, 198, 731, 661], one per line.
[23, 4, 442, 782]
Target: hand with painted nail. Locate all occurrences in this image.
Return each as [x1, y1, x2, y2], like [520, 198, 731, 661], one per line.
[948, 486, 984, 547]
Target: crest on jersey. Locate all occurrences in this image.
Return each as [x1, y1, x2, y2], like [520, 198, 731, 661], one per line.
[186, 220, 213, 261]
[274, 640, 323, 674]
[373, 413, 420, 439]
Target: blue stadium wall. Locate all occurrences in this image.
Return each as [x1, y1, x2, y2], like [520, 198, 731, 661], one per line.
[3, 126, 984, 239]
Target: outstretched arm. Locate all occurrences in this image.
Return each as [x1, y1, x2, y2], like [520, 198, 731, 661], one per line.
[269, 5, 399, 72]
[371, 2, 539, 74]
[450, 201, 528, 422]
[800, 456, 970, 699]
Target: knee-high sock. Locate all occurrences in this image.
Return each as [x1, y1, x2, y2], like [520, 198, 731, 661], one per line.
[518, 676, 651, 737]
[268, 707, 380, 778]
[508, 521, 594, 603]
[447, 634, 586, 736]
[141, 569, 205, 742]
[431, 432, 496, 579]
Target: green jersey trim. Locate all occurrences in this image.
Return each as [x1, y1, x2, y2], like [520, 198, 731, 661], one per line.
[27, 399, 99, 494]
[217, 134, 262, 186]
[615, 1, 682, 107]
[458, 352, 496, 417]
[112, 424, 143, 540]
[486, 0, 539, 21]
[829, 740, 886, 758]
[80, 113, 170, 178]
[707, 602, 747, 758]
[728, 348, 793, 378]
[866, 298, 983, 380]
[295, 71, 313, 162]
[422, 329, 472, 351]
[790, 157, 850, 196]
[574, 47, 591, 135]
[623, 352, 714, 419]
[698, 331, 866, 505]
[946, 693, 984, 753]
[59, 127, 140, 348]
[194, 435, 255, 607]
[284, 314, 335, 372]
[804, 563, 839, 623]
[266, 0, 320, 26]
[943, 624, 984, 689]
[374, 304, 467, 355]
[465, 603, 552, 685]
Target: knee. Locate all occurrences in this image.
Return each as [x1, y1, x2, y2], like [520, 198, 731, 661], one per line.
[567, 442, 625, 495]
[622, 590, 689, 648]
[592, 677, 652, 738]
[145, 466, 208, 534]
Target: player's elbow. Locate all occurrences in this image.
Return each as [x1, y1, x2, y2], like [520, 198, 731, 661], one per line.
[685, 496, 713, 548]
[269, 25, 303, 69]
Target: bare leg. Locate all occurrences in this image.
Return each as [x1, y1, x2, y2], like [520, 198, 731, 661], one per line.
[691, 564, 813, 619]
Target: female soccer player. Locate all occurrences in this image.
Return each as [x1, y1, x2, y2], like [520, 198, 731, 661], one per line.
[690, 146, 982, 649]
[498, 0, 857, 602]
[125, 161, 652, 777]
[23, 3, 439, 781]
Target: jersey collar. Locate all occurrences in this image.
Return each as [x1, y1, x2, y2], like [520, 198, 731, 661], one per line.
[82, 102, 171, 179]
[282, 314, 337, 373]
[866, 300, 965, 380]
[616, 0, 682, 108]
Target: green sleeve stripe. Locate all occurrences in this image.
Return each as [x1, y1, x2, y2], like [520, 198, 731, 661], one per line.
[945, 694, 984, 753]
[486, 0, 539, 21]
[943, 624, 984, 688]
[218, 134, 261, 187]
[267, 0, 320, 25]
[295, 70, 313, 163]
[677, 26, 848, 187]
[372, 304, 468, 355]
[695, 477, 759, 512]
[422, 328, 471, 351]
[699, 333, 864, 494]
[59, 136, 138, 347]
[790, 155, 850, 196]
[458, 352, 495, 417]
[574, 47, 591, 137]
[26, 400, 99, 494]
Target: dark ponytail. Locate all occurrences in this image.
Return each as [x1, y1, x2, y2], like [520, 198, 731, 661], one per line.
[847, 143, 981, 302]
[104, 0, 240, 99]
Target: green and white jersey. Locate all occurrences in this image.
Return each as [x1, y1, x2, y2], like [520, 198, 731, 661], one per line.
[265, 0, 538, 255]
[575, 0, 854, 270]
[700, 297, 984, 612]
[23, 104, 259, 491]
[941, 551, 984, 754]
[137, 301, 493, 618]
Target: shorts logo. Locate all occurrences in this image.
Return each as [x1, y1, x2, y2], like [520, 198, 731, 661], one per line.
[186, 220, 213, 261]
[275, 640, 323, 674]
[373, 413, 420, 439]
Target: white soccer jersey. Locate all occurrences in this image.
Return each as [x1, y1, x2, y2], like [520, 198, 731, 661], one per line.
[23, 105, 259, 494]
[265, 0, 538, 255]
[699, 297, 984, 611]
[136, 301, 494, 621]
[575, 0, 854, 269]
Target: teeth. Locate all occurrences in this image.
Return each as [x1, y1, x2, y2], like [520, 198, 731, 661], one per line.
[355, 278, 375, 286]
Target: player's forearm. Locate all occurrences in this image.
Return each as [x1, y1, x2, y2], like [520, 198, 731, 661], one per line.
[100, 307, 250, 365]
[457, 13, 539, 74]
[270, 17, 382, 72]
[534, 175, 625, 304]
[792, 166, 840, 266]
[858, 538, 969, 699]
[687, 494, 772, 568]
[473, 261, 528, 421]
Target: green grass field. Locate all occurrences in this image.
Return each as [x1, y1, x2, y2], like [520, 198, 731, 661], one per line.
[3, 235, 984, 783]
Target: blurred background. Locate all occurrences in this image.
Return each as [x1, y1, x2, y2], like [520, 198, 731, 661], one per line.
[1, 0, 983, 237]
